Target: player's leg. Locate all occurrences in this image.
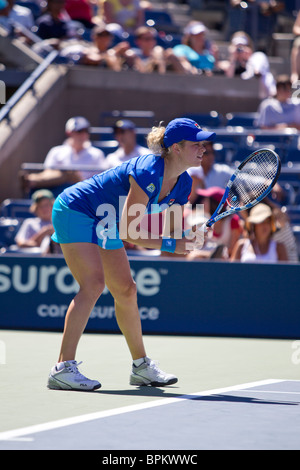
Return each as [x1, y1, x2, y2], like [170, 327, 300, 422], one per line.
[99, 246, 177, 387]
[98, 246, 145, 360]
[48, 242, 104, 391]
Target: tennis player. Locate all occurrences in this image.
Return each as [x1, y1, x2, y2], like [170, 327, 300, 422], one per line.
[47, 118, 216, 391]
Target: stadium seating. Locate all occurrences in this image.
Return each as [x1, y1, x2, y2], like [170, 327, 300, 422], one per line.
[225, 112, 259, 128]
[0, 199, 32, 219]
[181, 111, 223, 128]
[0, 218, 20, 250]
[144, 10, 180, 34]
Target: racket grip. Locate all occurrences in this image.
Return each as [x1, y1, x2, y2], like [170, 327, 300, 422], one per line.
[199, 222, 208, 233]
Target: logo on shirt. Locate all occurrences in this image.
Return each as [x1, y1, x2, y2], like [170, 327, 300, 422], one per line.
[168, 199, 175, 206]
[146, 183, 156, 193]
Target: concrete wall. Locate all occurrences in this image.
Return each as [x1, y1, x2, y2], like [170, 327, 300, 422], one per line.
[0, 65, 261, 202]
[66, 67, 261, 125]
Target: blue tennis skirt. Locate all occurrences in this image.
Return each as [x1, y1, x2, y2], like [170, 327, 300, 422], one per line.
[51, 196, 124, 250]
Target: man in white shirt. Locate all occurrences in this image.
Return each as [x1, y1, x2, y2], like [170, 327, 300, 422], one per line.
[105, 119, 149, 168]
[22, 116, 107, 196]
[255, 75, 300, 130]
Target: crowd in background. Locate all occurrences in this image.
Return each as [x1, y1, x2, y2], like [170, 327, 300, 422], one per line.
[0, 0, 298, 83]
[0, 0, 300, 262]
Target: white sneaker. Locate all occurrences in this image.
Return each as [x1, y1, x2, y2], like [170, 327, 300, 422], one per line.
[130, 357, 178, 387]
[47, 360, 101, 391]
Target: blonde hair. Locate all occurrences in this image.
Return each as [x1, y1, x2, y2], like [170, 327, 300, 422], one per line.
[147, 122, 167, 156]
[147, 121, 186, 157]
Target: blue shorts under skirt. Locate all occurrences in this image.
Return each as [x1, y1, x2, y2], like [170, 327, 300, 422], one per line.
[51, 196, 124, 250]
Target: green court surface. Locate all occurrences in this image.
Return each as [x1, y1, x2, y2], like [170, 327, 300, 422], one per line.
[0, 329, 299, 438]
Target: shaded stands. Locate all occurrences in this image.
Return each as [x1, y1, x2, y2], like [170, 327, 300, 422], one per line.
[3, 108, 300, 259]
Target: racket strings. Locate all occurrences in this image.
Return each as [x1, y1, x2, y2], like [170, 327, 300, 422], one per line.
[227, 150, 278, 208]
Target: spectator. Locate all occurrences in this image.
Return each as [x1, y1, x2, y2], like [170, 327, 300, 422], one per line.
[255, 74, 300, 130]
[222, 30, 276, 98]
[64, 0, 95, 29]
[81, 22, 131, 70]
[291, 10, 300, 83]
[173, 21, 216, 75]
[188, 141, 232, 204]
[105, 119, 149, 168]
[130, 25, 191, 74]
[272, 206, 299, 263]
[0, 0, 34, 31]
[97, 0, 146, 33]
[35, 0, 77, 40]
[20, 116, 107, 197]
[226, 0, 284, 51]
[15, 189, 55, 252]
[230, 203, 288, 262]
[196, 186, 243, 258]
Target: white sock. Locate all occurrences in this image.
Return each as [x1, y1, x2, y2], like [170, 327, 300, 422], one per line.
[133, 357, 146, 367]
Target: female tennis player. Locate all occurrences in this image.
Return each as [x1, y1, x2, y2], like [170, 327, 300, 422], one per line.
[47, 118, 216, 391]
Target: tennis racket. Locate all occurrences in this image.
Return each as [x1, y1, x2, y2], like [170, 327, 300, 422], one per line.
[200, 148, 281, 231]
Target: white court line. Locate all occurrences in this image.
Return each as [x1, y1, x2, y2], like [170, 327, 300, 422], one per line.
[0, 379, 284, 442]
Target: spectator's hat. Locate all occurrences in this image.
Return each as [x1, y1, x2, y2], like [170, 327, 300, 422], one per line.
[196, 186, 224, 203]
[92, 22, 113, 37]
[231, 35, 249, 46]
[247, 203, 273, 224]
[183, 21, 207, 36]
[113, 119, 136, 132]
[31, 189, 55, 203]
[65, 116, 91, 133]
[246, 203, 276, 232]
[163, 118, 215, 148]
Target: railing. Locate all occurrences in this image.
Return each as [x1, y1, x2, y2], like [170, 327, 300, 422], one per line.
[0, 49, 59, 123]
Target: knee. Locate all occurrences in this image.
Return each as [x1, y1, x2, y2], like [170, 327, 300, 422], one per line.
[80, 276, 105, 301]
[112, 280, 137, 304]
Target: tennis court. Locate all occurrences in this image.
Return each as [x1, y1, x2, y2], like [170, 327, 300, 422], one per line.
[0, 330, 299, 450]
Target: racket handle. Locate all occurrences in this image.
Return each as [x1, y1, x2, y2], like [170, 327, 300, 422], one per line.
[198, 222, 208, 233]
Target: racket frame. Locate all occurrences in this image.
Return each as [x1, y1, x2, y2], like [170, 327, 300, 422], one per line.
[204, 148, 281, 228]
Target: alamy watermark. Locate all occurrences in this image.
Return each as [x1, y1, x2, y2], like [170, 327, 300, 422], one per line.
[291, 340, 300, 365]
[94, 198, 205, 249]
[291, 80, 300, 100]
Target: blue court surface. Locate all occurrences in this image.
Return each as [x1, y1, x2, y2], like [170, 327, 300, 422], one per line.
[0, 331, 300, 451]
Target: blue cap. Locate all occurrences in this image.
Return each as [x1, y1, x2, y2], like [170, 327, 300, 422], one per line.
[163, 118, 216, 148]
[114, 119, 136, 131]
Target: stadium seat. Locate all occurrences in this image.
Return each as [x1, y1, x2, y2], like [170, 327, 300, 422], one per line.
[0, 218, 20, 249]
[225, 112, 259, 128]
[92, 140, 119, 156]
[285, 205, 300, 225]
[286, 148, 300, 163]
[0, 199, 32, 219]
[181, 111, 223, 128]
[144, 10, 179, 34]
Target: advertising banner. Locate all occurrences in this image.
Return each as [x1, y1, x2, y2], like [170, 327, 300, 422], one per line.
[0, 254, 299, 338]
